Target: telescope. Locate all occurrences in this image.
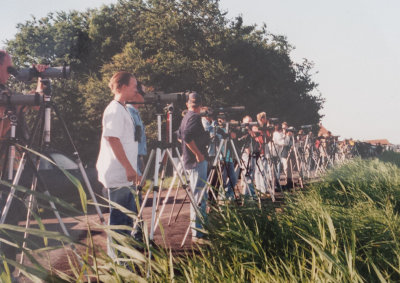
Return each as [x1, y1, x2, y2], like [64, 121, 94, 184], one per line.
[143, 91, 188, 104]
[212, 106, 245, 113]
[229, 121, 258, 127]
[127, 91, 189, 105]
[200, 106, 245, 118]
[0, 89, 43, 106]
[7, 65, 70, 82]
[286, 126, 296, 132]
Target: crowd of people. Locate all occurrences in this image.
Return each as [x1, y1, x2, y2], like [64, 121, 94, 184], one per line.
[0, 50, 389, 274]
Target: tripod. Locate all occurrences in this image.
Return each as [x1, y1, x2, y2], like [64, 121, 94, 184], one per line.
[0, 81, 109, 272]
[129, 102, 201, 256]
[299, 132, 318, 179]
[285, 134, 304, 189]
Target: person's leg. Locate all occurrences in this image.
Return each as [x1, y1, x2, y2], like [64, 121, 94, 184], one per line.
[129, 186, 143, 242]
[190, 160, 208, 238]
[225, 162, 237, 199]
[107, 186, 139, 257]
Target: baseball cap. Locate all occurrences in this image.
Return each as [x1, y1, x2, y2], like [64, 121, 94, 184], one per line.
[187, 92, 202, 107]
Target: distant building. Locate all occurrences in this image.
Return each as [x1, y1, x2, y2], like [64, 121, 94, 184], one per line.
[364, 139, 394, 151]
[364, 139, 391, 146]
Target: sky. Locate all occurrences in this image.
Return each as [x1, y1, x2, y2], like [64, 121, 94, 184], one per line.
[1, 0, 399, 144]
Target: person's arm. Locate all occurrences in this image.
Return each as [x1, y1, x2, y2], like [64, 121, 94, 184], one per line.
[106, 136, 142, 184]
[184, 115, 205, 162]
[34, 64, 48, 92]
[186, 140, 205, 162]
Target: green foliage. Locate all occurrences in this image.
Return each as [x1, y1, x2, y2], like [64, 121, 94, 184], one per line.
[164, 158, 400, 282]
[378, 150, 400, 168]
[5, 0, 323, 162]
[3, 154, 400, 281]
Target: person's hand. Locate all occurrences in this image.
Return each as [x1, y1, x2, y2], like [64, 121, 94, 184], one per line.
[136, 175, 142, 186]
[230, 132, 237, 139]
[33, 64, 49, 93]
[33, 64, 49, 73]
[196, 152, 205, 163]
[126, 166, 138, 181]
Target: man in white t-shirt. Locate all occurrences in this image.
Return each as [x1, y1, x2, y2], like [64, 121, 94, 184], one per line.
[96, 71, 143, 257]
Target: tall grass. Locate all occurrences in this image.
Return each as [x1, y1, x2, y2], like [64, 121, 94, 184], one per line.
[2, 156, 400, 282]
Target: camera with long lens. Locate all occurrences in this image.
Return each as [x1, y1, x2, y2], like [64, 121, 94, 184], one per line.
[300, 124, 314, 134]
[287, 126, 296, 132]
[268, 117, 279, 125]
[300, 124, 313, 130]
[226, 121, 257, 141]
[142, 91, 189, 105]
[259, 125, 274, 132]
[7, 65, 70, 82]
[0, 88, 43, 106]
[200, 106, 245, 120]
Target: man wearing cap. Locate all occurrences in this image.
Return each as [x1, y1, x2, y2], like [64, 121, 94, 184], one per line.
[178, 92, 209, 241]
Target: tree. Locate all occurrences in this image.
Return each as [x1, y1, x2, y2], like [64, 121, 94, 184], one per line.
[5, 0, 324, 162]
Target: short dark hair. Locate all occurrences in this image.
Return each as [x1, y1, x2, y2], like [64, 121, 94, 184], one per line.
[0, 50, 8, 65]
[108, 71, 135, 93]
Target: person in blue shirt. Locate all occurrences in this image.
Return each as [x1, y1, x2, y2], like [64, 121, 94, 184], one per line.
[216, 115, 238, 200]
[126, 81, 147, 176]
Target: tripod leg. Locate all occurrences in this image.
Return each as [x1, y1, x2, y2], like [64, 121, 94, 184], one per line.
[18, 151, 41, 270]
[168, 180, 181, 225]
[4, 147, 87, 270]
[294, 148, 304, 189]
[155, 150, 168, 211]
[173, 191, 188, 224]
[153, 162, 181, 232]
[132, 149, 155, 231]
[51, 103, 106, 223]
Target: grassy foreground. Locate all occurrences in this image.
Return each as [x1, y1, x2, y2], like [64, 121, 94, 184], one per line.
[2, 152, 400, 282]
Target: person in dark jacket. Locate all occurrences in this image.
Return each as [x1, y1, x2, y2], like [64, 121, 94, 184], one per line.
[177, 92, 209, 241]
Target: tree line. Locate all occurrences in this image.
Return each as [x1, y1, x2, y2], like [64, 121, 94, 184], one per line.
[4, 0, 324, 162]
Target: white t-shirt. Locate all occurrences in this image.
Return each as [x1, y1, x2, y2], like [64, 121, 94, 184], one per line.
[96, 100, 138, 188]
[272, 131, 285, 157]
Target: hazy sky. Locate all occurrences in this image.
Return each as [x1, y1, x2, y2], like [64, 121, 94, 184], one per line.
[1, 0, 399, 143]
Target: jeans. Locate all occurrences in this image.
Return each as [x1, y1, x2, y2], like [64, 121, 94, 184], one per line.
[222, 161, 237, 200]
[107, 186, 142, 258]
[187, 160, 208, 238]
